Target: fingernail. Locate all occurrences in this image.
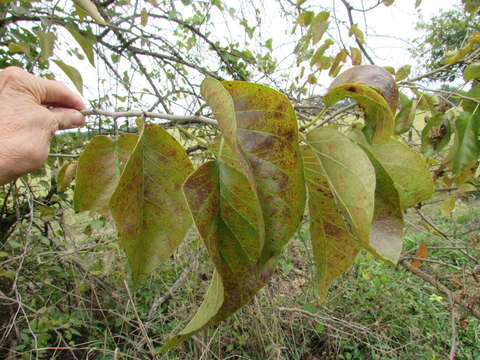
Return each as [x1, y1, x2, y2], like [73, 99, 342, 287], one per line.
[70, 109, 85, 126]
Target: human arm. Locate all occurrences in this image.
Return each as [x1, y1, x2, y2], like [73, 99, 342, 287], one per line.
[0, 67, 86, 185]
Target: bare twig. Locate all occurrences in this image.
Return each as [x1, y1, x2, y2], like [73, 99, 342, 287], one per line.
[401, 261, 480, 320]
[81, 109, 217, 126]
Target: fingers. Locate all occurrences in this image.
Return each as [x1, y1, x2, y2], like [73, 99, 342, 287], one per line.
[50, 107, 86, 130]
[1, 66, 86, 110]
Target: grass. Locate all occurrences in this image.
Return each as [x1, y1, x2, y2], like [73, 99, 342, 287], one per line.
[1, 189, 479, 359]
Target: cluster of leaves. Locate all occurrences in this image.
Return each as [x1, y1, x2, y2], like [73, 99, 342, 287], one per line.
[64, 65, 434, 352]
[411, 5, 480, 82]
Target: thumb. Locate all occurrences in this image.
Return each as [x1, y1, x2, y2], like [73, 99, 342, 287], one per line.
[50, 107, 85, 130]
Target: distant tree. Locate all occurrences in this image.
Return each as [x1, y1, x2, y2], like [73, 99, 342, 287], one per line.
[410, 5, 480, 82]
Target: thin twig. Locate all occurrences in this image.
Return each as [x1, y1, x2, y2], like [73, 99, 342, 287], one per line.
[81, 109, 217, 126]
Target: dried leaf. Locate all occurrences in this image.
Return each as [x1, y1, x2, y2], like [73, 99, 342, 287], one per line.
[411, 243, 428, 268]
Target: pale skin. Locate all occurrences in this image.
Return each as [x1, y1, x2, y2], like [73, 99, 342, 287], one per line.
[0, 66, 86, 186]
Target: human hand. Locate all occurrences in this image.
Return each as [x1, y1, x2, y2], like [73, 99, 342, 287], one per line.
[0, 67, 86, 185]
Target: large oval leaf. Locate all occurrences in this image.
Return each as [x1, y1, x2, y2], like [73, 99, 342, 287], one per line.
[74, 134, 138, 214]
[302, 145, 359, 303]
[161, 79, 306, 352]
[306, 128, 376, 253]
[450, 112, 480, 174]
[109, 124, 193, 284]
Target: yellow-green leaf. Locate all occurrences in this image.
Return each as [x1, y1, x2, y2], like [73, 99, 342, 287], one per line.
[74, 134, 138, 214]
[395, 64, 411, 82]
[51, 59, 84, 94]
[441, 196, 456, 216]
[72, 0, 107, 25]
[350, 47, 362, 65]
[306, 128, 376, 254]
[57, 161, 77, 193]
[349, 24, 365, 44]
[302, 145, 359, 303]
[109, 124, 194, 284]
[141, 7, 148, 26]
[309, 11, 329, 45]
[65, 25, 96, 67]
[463, 62, 480, 81]
[38, 31, 56, 62]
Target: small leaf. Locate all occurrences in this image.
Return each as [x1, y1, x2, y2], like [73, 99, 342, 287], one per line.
[415, 0, 422, 8]
[463, 63, 480, 81]
[329, 50, 347, 77]
[451, 112, 480, 174]
[57, 161, 77, 192]
[421, 114, 452, 155]
[441, 196, 456, 216]
[443, 32, 480, 65]
[310, 39, 334, 67]
[74, 134, 138, 214]
[309, 11, 329, 45]
[458, 183, 477, 194]
[141, 7, 148, 26]
[349, 24, 365, 44]
[296, 10, 314, 27]
[109, 124, 194, 284]
[51, 60, 84, 94]
[395, 64, 411, 82]
[38, 31, 56, 62]
[383, 0, 394, 5]
[395, 99, 417, 134]
[411, 244, 428, 268]
[72, 0, 107, 25]
[65, 25, 96, 67]
[350, 47, 362, 65]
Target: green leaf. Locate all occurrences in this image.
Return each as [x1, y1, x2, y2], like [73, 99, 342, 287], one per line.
[65, 25, 96, 67]
[461, 85, 480, 113]
[359, 146, 404, 264]
[383, 0, 394, 5]
[161, 79, 306, 352]
[38, 31, 56, 62]
[296, 10, 314, 27]
[109, 124, 194, 284]
[325, 67, 396, 144]
[369, 138, 435, 209]
[306, 128, 376, 256]
[350, 47, 362, 65]
[309, 11, 329, 44]
[57, 161, 77, 193]
[51, 60, 84, 94]
[463, 63, 480, 81]
[141, 7, 148, 26]
[302, 145, 359, 303]
[74, 134, 138, 214]
[451, 112, 480, 174]
[395, 64, 411, 82]
[415, 0, 422, 8]
[349, 24, 365, 44]
[395, 99, 417, 134]
[72, 0, 107, 25]
[310, 39, 334, 67]
[421, 114, 452, 155]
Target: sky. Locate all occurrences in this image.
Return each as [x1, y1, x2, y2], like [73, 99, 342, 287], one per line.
[51, 0, 462, 106]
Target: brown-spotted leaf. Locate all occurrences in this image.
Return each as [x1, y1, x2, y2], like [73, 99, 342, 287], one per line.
[160, 161, 263, 351]
[161, 80, 306, 352]
[302, 145, 359, 303]
[306, 128, 376, 253]
[325, 65, 397, 144]
[74, 134, 137, 215]
[328, 65, 399, 112]
[109, 124, 193, 284]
